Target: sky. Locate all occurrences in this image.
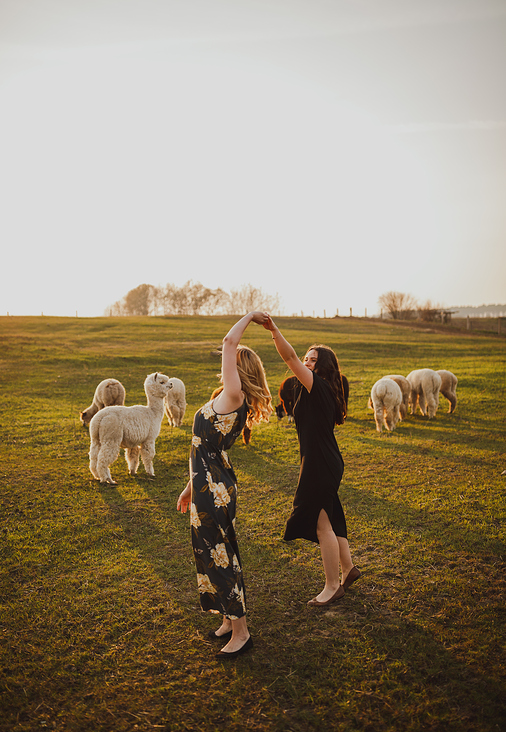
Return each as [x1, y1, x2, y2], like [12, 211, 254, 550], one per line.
[1, 0, 505, 318]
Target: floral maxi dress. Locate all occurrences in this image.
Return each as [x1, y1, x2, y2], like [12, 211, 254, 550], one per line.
[189, 399, 248, 619]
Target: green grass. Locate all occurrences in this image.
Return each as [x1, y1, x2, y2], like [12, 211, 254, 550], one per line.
[1, 315, 505, 732]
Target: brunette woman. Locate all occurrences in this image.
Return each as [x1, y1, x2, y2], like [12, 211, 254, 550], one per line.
[264, 316, 360, 605]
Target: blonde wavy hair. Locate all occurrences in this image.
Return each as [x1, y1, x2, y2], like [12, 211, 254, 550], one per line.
[236, 345, 272, 427]
[213, 345, 272, 428]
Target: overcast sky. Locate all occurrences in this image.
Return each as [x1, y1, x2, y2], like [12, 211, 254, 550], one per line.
[1, 0, 505, 317]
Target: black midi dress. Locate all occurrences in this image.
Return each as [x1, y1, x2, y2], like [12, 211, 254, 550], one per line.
[284, 372, 346, 544]
[190, 399, 248, 619]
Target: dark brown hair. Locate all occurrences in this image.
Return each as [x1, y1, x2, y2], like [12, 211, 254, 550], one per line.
[307, 344, 347, 425]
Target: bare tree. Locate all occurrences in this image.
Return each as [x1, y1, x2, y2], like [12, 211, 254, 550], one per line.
[156, 281, 227, 315]
[123, 284, 155, 316]
[225, 284, 281, 315]
[378, 291, 418, 320]
[418, 299, 446, 322]
[105, 281, 282, 316]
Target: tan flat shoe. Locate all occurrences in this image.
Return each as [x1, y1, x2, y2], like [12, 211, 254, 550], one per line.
[342, 566, 361, 591]
[307, 585, 345, 607]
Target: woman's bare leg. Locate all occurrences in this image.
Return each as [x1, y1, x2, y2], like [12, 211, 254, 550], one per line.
[337, 536, 354, 584]
[218, 615, 250, 653]
[314, 509, 342, 603]
[213, 615, 232, 637]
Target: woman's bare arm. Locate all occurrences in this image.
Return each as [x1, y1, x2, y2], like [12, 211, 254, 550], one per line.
[264, 316, 313, 392]
[213, 312, 269, 413]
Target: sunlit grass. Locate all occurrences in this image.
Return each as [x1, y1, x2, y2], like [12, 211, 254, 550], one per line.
[1, 315, 505, 731]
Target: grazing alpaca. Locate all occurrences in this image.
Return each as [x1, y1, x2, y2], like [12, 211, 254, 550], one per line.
[277, 375, 299, 422]
[164, 377, 186, 427]
[80, 378, 126, 426]
[277, 374, 349, 421]
[407, 368, 442, 418]
[383, 374, 410, 420]
[89, 373, 172, 485]
[370, 377, 402, 432]
[437, 370, 458, 413]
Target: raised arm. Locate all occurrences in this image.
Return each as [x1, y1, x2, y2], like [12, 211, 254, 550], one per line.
[264, 316, 313, 392]
[213, 312, 269, 414]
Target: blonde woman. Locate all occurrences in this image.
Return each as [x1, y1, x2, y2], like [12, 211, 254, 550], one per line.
[177, 312, 272, 659]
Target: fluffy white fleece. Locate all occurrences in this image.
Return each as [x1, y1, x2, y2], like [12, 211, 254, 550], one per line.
[383, 374, 410, 420]
[89, 372, 171, 485]
[164, 377, 186, 427]
[437, 369, 458, 413]
[80, 378, 126, 426]
[407, 368, 442, 418]
[370, 377, 403, 432]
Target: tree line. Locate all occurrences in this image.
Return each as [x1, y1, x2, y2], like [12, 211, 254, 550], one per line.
[106, 283, 451, 321]
[378, 291, 449, 321]
[105, 282, 281, 317]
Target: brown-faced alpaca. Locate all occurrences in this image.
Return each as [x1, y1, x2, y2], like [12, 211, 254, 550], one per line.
[369, 377, 403, 432]
[407, 368, 442, 418]
[80, 378, 126, 426]
[89, 373, 171, 485]
[437, 370, 458, 413]
[163, 377, 187, 427]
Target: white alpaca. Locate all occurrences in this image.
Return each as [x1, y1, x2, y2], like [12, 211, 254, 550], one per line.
[89, 373, 172, 485]
[164, 377, 186, 427]
[80, 378, 126, 426]
[370, 378, 403, 432]
[383, 374, 410, 420]
[407, 368, 442, 418]
[437, 370, 458, 413]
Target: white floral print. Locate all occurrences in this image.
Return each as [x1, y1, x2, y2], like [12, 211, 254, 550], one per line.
[190, 503, 201, 529]
[210, 543, 229, 568]
[197, 573, 216, 594]
[206, 472, 231, 508]
[190, 399, 248, 618]
[214, 412, 237, 436]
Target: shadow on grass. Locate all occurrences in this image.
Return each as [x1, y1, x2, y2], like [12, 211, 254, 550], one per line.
[94, 474, 506, 731]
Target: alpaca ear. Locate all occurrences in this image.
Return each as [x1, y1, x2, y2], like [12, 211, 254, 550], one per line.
[154, 373, 158, 381]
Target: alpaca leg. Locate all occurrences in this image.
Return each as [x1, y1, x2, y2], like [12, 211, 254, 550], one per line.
[172, 405, 183, 426]
[448, 392, 457, 413]
[409, 390, 417, 415]
[384, 408, 393, 431]
[418, 392, 427, 416]
[140, 442, 156, 477]
[125, 445, 141, 475]
[89, 438, 101, 480]
[426, 392, 438, 419]
[96, 442, 121, 485]
[390, 405, 400, 430]
[374, 404, 383, 432]
[385, 405, 399, 431]
[164, 406, 174, 426]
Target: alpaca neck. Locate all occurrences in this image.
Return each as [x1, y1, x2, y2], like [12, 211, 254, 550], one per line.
[146, 394, 164, 417]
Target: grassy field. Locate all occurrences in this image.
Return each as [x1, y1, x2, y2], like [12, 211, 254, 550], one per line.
[1, 315, 505, 732]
